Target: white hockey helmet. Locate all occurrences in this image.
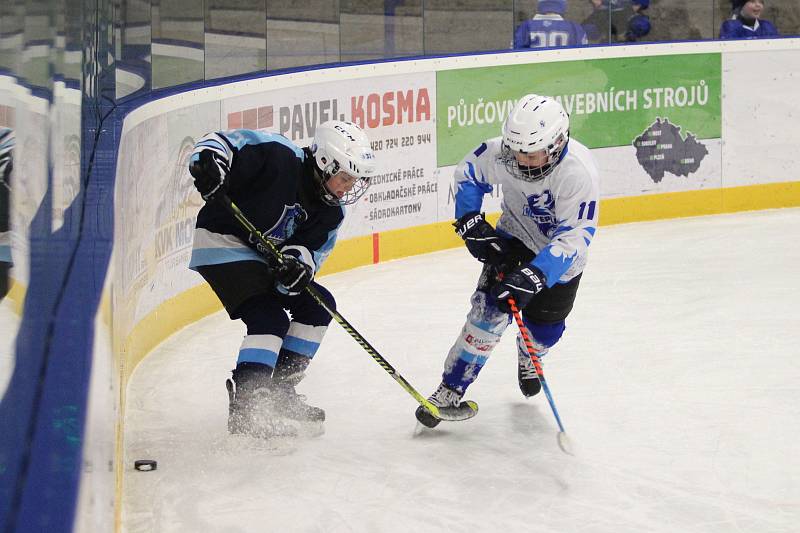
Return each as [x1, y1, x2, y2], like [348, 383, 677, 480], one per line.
[311, 120, 377, 206]
[500, 94, 570, 182]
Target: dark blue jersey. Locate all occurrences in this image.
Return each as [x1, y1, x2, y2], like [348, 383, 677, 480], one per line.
[513, 15, 588, 49]
[189, 129, 344, 274]
[719, 18, 779, 39]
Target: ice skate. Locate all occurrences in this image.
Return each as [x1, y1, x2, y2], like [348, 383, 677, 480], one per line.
[517, 349, 542, 398]
[414, 382, 478, 429]
[268, 382, 326, 438]
[226, 379, 298, 440]
[270, 381, 325, 422]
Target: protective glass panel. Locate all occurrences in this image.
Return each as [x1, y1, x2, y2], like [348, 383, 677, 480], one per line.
[340, 0, 423, 62]
[152, 0, 204, 89]
[205, 0, 266, 80]
[423, 0, 514, 54]
[267, 0, 340, 71]
[116, 0, 152, 99]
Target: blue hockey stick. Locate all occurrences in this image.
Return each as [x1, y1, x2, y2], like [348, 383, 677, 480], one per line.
[509, 297, 574, 455]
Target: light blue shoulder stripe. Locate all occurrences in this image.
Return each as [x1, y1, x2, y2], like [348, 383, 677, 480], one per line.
[222, 130, 305, 159]
[0, 245, 11, 263]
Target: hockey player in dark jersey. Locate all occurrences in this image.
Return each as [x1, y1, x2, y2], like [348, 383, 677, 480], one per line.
[720, 0, 779, 40]
[513, 0, 588, 49]
[188, 121, 377, 439]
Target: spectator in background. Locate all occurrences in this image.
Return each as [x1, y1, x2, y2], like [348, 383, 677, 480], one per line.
[513, 0, 588, 49]
[720, 0, 779, 39]
[624, 0, 651, 41]
[581, 0, 634, 43]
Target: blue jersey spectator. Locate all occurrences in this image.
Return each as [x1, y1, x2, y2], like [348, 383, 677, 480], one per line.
[624, 0, 651, 42]
[513, 0, 588, 49]
[720, 0, 779, 39]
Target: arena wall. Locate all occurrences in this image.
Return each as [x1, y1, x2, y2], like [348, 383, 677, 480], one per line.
[107, 38, 800, 526]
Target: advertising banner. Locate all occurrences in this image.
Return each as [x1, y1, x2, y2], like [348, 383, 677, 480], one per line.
[223, 73, 438, 239]
[112, 42, 800, 358]
[437, 54, 722, 198]
[114, 101, 220, 337]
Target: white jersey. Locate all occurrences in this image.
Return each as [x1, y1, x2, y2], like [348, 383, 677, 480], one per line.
[453, 137, 600, 286]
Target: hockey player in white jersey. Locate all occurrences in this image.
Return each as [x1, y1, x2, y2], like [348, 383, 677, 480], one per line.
[416, 94, 599, 427]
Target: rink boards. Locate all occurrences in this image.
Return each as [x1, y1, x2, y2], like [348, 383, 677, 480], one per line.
[103, 38, 800, 529]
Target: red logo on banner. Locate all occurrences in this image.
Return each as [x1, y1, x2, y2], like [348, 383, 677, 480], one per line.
[228, 106, 274, 130]
[351, 89, 431, 129]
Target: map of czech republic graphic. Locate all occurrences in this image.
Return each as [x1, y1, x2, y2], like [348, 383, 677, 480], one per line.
[633, 118, 708, 183]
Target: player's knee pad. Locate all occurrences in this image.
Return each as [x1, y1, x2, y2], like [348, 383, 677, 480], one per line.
[285, 282, 334, 327]
[522, 318, 565, 348]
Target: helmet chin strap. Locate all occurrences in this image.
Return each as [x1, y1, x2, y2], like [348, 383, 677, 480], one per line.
[312, 163, 340, 206]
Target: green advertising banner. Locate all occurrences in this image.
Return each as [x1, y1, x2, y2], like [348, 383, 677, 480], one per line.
[436, 54, 721, 167]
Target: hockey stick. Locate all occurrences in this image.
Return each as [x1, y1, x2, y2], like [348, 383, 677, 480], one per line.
[508, 297, 574, 455]
[217, 194, 475, 421]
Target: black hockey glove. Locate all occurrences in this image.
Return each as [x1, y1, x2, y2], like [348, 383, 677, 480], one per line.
[274, 253, 313, 296]
[454, 212, 508, 264]
[189, 149, 229, 201]
[491, 265, 546, 313]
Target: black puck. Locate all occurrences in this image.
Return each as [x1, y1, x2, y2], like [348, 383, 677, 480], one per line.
[134, 459, 157, 471]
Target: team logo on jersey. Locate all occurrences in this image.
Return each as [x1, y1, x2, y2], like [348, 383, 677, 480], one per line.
[263, 203, 308, 244]
[523, 191, 557, 237]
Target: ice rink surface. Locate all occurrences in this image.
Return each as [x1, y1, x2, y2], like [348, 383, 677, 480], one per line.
[122, 209, 800, 533]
